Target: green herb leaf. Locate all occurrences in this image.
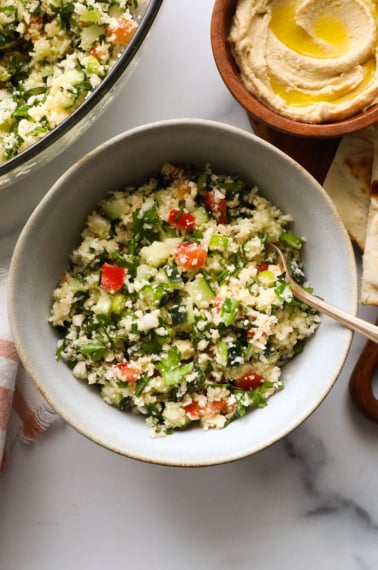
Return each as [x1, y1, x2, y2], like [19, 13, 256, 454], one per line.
[79, 341, 107, 362]
[156, 346, 194, 386]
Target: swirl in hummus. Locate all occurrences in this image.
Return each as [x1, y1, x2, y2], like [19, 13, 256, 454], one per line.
[229, 0, 378, 123]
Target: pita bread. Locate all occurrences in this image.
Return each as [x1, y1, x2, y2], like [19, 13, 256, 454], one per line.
[360, 128, 378, 305]
[323, 126, 375, 250]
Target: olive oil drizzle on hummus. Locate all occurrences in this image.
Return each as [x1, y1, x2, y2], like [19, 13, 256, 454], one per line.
[229, 0, 378, 122]
[270, 0, 349, 59]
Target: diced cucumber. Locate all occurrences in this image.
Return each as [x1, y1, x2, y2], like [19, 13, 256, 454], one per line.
[93, 291, 112, 314]
[60, 89, 77, 110]
[140, 240, 177, 267]
[220, 298, 240, 326]
[216, 340, 228, 367]
[257, 270, 275, 288]
[185, 274, 215, 307]
[170, 303, 194, 327]
[216, 339, 244, 367]
[162, 402, 190, 428]
[81, 24, 105, 46]
[86, 212, 111, 238]
[136, 263, 156, 283]
[102, 195, 130, 220]
[193, 207, 209, 225]
[243, 236, 263, 260]
[80, 7, 100, 23]
[156, 268, 182, 290]
[164, 264, 182, 284]
[109, 4, 123, 17]
[209, 234, 228, 251]
[140, 284, 169, 307]
[111, 293, 126, 314]
[65, 69, 85, 86]
[279, 232, 302, 249]
[67, 276, 87, 294]
[86, 55, 100, 75]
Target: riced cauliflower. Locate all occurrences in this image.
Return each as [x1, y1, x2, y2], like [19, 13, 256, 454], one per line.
[50, 163, 320, 435]
[0, 0, 140, 163]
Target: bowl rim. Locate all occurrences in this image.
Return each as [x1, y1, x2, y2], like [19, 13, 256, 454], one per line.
[7, 118, 357, 466]
[0, 0, 164, 178]
[210, 0, 378, 138]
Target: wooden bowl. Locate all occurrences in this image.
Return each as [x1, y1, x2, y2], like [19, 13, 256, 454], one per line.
[211, 0, 378, 182]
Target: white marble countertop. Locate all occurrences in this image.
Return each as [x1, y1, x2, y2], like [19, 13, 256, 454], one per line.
[1, 1, 378, 569]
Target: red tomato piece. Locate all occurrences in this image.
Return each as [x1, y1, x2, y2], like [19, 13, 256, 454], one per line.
[167, 209, 196, 230]
[184, 399, 227, 419]
[184, 402, 201, 420]
[114, 362, 141, 383]
[100, 263, 125, 292]
[174, 242, 207, 269]
[205, 400, 227, 414]
[256, 262, 269, 272]
[236, 372, 264, 391]
[204, 191, 227, 224]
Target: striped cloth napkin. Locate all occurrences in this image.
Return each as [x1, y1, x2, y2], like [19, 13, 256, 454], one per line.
[0, 269, 58, 470]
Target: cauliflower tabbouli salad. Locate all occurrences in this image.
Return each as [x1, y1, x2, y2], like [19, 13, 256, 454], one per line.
[0, 0, 140, 163]
[50, 163, 320, 435]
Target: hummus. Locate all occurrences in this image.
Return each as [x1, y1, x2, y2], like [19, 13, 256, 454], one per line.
[229, 0, 378, 123]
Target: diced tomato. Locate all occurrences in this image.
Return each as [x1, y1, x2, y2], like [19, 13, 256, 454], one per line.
[256, 261, 269, 272]
[184, 399, 227, 419]
[174, 242, 207, 269]
[184, 401, 201, 420]
[211, 296, 225, 311]
[167, 209, 196, 231]
[236, 372, 264, 390]
[204, 191, 227, 224]
[109, 18, 137, 44]
[205, 400, 228, 414]
[114, 362, 141, 383]
[100, 263, 125, 292]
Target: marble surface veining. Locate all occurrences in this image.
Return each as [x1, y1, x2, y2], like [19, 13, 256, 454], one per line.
[1, 2, 378, 569]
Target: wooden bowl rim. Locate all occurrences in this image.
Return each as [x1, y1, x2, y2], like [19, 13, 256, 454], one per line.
[211, 0, 378, 139]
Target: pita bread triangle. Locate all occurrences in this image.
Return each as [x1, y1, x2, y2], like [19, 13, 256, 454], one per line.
[360, 127, 378, 305]
[323, 126, 375, 250]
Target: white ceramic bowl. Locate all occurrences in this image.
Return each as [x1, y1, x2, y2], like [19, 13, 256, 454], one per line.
[0, 0, 163, 191]
[8, 119, 357, 466]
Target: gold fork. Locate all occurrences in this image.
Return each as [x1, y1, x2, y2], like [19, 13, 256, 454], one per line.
[271, 243, 378, 343]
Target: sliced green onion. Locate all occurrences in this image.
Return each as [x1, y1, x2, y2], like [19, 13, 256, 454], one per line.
[209, 234, 229, 251]
[280, 232, 302, 249]
[220, 298, 240, 326]
[257, 270, 275, 287]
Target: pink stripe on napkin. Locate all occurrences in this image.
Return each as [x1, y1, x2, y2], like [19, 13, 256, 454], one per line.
[0, 339, 19, 361]
[1, 270, 59, 471]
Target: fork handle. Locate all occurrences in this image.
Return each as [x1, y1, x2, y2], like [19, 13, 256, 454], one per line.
[295, 288, 378, 343]
[349, 333, 378, 423]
